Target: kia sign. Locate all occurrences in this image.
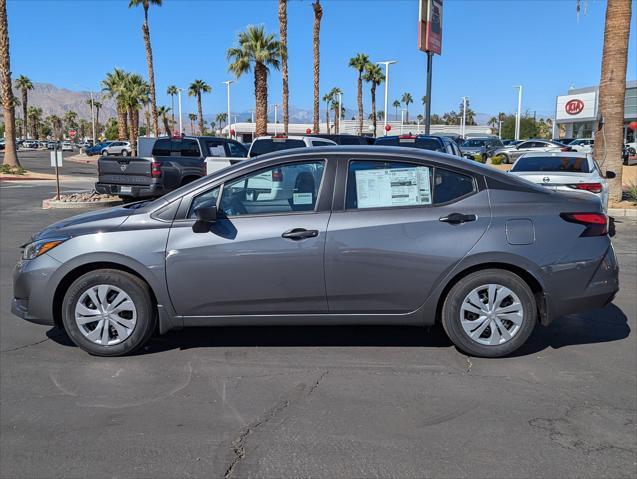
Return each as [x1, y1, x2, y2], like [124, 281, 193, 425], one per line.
[555, 91, 597, 121]
[565, 99, 585, 115]
[418, 0, 443, 55]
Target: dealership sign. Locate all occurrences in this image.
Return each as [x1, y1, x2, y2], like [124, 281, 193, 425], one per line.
[556, 91, 597, 121]
[418, 0, 443, 55]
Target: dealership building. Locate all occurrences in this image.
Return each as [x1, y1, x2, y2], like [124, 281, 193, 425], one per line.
[554, 80, 637, 142]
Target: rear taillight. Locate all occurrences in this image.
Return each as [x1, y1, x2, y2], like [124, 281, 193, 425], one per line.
[560, 147, 570, 152]
[560, 212, 608, 237]
[151, 162, 162, 178]
[272, 168, 283, 182]
[567, 183, 603, 194]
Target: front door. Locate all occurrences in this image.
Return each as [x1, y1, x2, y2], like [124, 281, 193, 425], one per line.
[166, 159, 331, 317]
[325, 158, 491, 313]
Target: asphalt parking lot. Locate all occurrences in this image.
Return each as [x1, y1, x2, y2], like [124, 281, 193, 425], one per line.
[1, 151, 636, 478]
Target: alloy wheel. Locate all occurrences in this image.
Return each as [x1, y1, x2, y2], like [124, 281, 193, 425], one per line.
[74, 284, 137, 346]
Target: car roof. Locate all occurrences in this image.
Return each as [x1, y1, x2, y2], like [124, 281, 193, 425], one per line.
[254, 135, 312, 140]
[520, 151, 590, 158]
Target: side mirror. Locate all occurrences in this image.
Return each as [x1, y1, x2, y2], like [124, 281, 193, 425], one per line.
[194, 205, 218, 223]
[605, 171, 616, 179]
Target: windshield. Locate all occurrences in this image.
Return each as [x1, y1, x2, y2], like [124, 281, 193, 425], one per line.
[249, 139, 306, 157]
[511, 156, 590, 173]
[462, 139, 487, 147]
[374, 137, 444, 151]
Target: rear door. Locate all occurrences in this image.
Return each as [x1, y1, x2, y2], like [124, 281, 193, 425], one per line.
[325, 157, 491, 313]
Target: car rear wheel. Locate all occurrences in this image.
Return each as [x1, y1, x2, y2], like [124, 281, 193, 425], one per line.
[121, 150, 129, 157]
[441, 269, 536, 358]
[101, 150, 108, 156]
[61, 269, 156, 356]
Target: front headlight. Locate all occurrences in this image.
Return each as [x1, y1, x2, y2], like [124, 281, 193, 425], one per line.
[21, 238, 68, 260]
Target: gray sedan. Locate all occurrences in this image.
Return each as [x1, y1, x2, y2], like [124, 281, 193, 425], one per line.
[493, 139, 570, 164]
[12, 146, 618, 358]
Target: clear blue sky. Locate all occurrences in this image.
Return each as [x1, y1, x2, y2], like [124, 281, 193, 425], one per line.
[7, 0, 637, 121]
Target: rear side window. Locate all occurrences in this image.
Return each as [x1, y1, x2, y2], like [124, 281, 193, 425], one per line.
[152, 139, 171, 156]
[511, 156, 590, 173]
[227, 142, 248, 158]
[433, 169, 475, 203]
[206, 141, 227, 157]
[249, 139, 306, 157]
[312, 140, 333, 147]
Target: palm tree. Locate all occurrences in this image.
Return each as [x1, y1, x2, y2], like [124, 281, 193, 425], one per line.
[227, 25, 281, 137]
[27, 106, 42, 139]
[278, 0, 289, 135]
[102, 68, 129, 140]
[322, 91, 333, 134]
[216, 112, 227, 130]
[363, 63, 385, 137]
[63, 110, 78, 132]
[188, 79, 210, 135]
[157, 105, 171, 135]
[128, 0, 160, 137]
[401, 92, 413, 123]
[349, 53, 369, 135]
[312, 0, 323, 133]
[0, 0, 19, 166]
[122, 73, 149, 154]
[166, 85, 177, 130]
[593, 0, 632, 201]
[421, 95, 427, 115]
[49, 114, 62, 140]
[327, 87, 342, 133]
[14, 75, 33, 139]
[392, 100, 401, 121]
[92, 100, 102, 135]
[188, 113, 196, 134]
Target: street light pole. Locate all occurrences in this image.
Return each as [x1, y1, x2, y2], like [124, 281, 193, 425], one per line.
[514, 85, 523, 140]
[424, 52, 433, 135]
[90, 91, 96, 145]
[337, 92, 342, 134]
[222, 80, 233, 138]
[498, 120, 503, 139]
[377, 60, 397, 136]
[177, 88, 183, 136]
[400, 108, 406, 135]
[461, 96, 468, 139]
[274, 104, 279, 135]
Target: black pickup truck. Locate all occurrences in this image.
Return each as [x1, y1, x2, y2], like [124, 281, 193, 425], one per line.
[95, 136, 248, 199]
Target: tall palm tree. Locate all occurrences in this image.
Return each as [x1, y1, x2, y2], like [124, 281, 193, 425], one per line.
[227, 25, 281, 137]
[157, 105, 171, 135]
[278, 0, 289, 135]
[312, 0, 323, 133]
[363, 63, 385, 137]
[327, 87, 342, 133]
[166, 85, 177, 130]
[14, 75, 33, 139]
[188, 79, 210, 135]
[63, 110, 78, 132]
[0, 0, 19, 166]
[27, 106, 43, 139]
[128, 0, 160, 137]
[188, 113, 196, 135]
[215, 112, 227, 130]
[349, 53, 369, 135]
[122, 73, 149, 154]
[322, 91, 333, 134]
[102, 68, 129, 140]
[92, 100, 102, 134]
[392, 99, 401, 121]
[49, 114, 62, 140]
[401, 92, 413, 123]
[593, 0, 631, 201]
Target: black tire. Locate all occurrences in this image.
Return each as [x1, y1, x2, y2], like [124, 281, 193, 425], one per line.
[101, 150, 108, 156]
[121, 150, 129, 157]
[61, 269, 156, 356]
[441, 269, 536, 358]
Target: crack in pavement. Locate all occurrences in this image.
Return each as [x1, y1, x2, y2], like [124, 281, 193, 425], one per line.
[0, 333, 63, 354]
[465, 356, 473, 374]
[223, 369, 328, 479]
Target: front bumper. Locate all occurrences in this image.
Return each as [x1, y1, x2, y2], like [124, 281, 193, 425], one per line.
[12, 255, 62, 326]
[95, 182, 165, 198]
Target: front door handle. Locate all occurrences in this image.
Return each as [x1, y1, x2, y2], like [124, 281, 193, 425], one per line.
[439, 213, 477, 224]
[282, 228, 319, 240]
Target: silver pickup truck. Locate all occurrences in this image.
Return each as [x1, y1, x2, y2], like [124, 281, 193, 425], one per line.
[95, 136, 248, 199]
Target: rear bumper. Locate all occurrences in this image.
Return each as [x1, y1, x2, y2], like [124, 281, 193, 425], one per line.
[95, 182, 165, 198]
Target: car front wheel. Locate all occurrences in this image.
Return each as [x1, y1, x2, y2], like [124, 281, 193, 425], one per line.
[61, 269, 156, 356]
[121, 150, 129, 157]
[441, 269, 536, 358]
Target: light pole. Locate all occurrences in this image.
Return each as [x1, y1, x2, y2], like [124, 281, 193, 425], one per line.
[89, 91, 96, 145]
[377, 60, 397, 136]
[222, 80, 233, 138]
[514, 85, 523, 140]
[177, 88, 183, 136]
[337, 92, 342, 134]
[461, 96, 468, 139]
[274, 104, 279, 135]
[400, 108, 406, 135]
[498, 120, 503, 139]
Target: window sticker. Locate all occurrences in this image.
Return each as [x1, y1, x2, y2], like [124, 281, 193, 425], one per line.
[208, 145, 226, 157]
[293, 192, 313, 205]
[355, 167, 431, 208]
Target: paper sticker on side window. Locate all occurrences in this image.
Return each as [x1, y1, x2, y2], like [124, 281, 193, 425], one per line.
[293, 192, 313, 205]
[208, 145, 226, 157]
[355, 167, 431, 208]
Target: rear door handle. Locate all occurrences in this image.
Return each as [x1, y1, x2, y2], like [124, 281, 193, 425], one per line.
[439, 213, 477, 224]
[282, 228, 319, 240]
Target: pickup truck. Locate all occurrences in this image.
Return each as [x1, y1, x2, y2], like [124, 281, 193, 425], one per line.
[95, 136, 248, 199]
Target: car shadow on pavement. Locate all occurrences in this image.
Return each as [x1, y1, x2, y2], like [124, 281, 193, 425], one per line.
[45, 303, 629, 357]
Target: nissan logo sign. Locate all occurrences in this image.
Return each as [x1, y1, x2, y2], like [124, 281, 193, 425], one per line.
[120, 164, 127, 171]
[543, 177, 550, 183]
[565, 99, 584, 115]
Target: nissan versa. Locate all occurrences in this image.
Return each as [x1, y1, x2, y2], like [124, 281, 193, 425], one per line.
[12, 146, 619, 357]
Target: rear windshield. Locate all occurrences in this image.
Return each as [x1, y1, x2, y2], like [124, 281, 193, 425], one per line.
[249, 139, 306, 157]
[152, 139, 201, 157]
[374, 137, 443, 151]
[511, 156, 590, 173]
[462, 139, 487, 147]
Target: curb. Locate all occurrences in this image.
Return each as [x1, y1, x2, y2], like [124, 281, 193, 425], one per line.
[65, 154, 97, 164]
[42, 198, 122, 209]
[0, 176, 55, 181]
[608, 208, 637, 218]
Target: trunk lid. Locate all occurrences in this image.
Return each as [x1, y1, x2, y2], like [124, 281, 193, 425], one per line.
[511, 172, 595, 191]
[98, 156, 153, 186]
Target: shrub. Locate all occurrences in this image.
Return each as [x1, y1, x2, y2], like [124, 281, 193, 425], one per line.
[472, 153, 484, 163]
[625, 182, 637, 203]
[491, 155, 504, 165]
[0, 164, 27, 175]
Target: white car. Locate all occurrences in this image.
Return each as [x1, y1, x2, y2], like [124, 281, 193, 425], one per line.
[569, 138, 594, 153]
[61, 141, 74, 151]
[101, 141, 132, 156]
[248, 135, 337, 158]
[509, 152, 608, 212]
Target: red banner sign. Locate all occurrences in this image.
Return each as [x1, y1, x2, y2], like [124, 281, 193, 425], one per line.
[418, 0, 443, 55]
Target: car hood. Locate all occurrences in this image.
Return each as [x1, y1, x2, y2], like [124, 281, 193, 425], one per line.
[31, 205, 135, 243]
